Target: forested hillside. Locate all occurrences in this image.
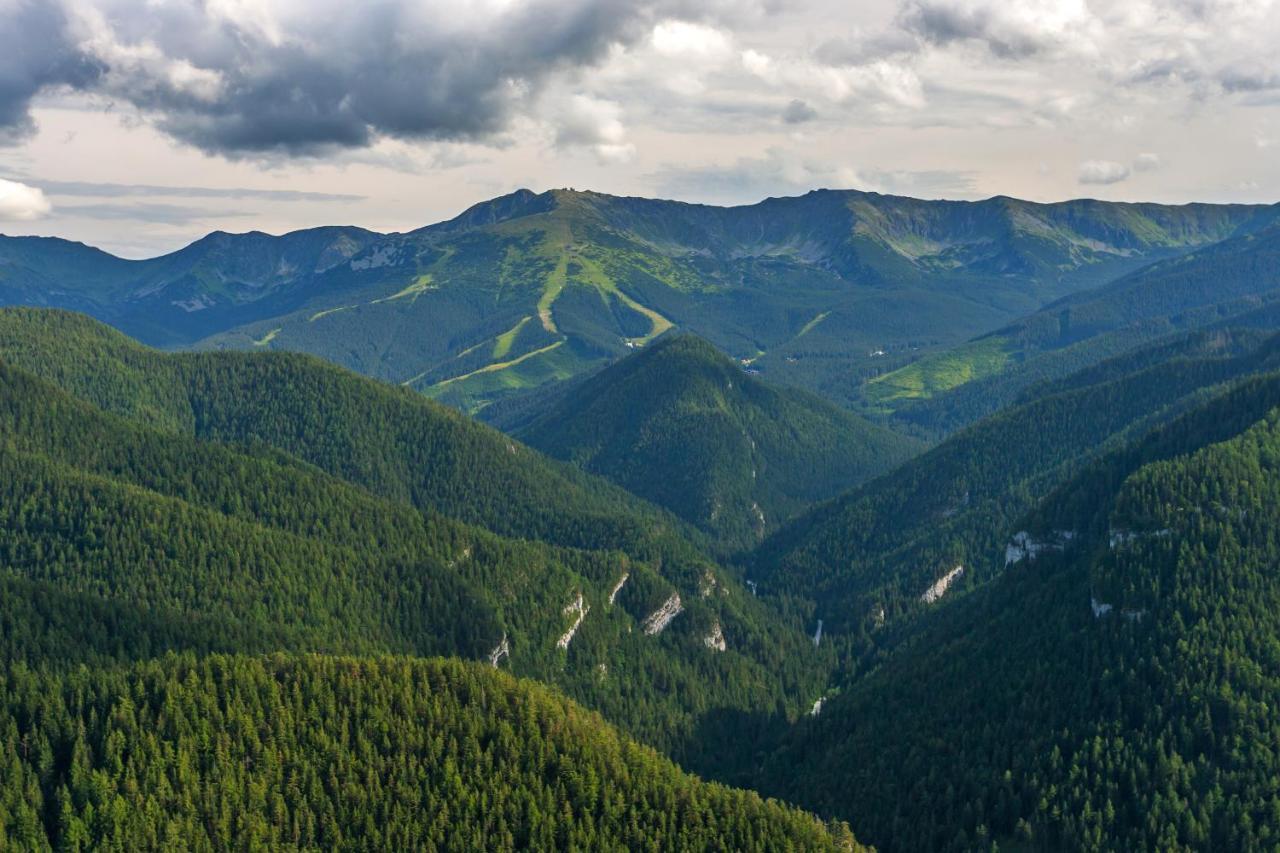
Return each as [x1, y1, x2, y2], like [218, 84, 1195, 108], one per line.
[0, 654, 860, 850]
[0, 311, 838, 771]
[0, 308, 708, 568]
[761, 372, 1280, 852]
[517, 334, 921, 549]
[752, 327, 1280, 636]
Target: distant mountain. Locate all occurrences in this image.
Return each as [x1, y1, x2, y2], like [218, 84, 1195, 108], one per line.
[5, 188, 1273, 412]
[760, 370, 1280, 852]
[517, 333, 922, 549]
[0, 227, 380, 346]
[865, 218, 1280, 432]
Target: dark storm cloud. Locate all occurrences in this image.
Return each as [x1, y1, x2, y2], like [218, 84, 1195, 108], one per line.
[0, 1, 103, 143]
[0, 0, 714, 157]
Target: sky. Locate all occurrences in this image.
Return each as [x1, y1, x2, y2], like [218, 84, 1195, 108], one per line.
[1, 0, 1278, 257]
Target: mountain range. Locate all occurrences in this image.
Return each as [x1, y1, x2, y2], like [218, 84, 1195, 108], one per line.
[8, 185, 1280, 849]
[6, 188, 1277, 415]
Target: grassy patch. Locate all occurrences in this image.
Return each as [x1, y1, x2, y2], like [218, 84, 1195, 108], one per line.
[422, 340, 591, 413]
[371, 274, 434, 304]
[493, 316, 533, 359]
[308, 305, 356, 323]
[864, 335, 1012, 407]
[252, 327, 282, 346]
[423, 340, 566, 391]
[796, 311, 830, 339]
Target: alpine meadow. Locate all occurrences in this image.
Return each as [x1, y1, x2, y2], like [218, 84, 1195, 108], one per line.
[3, 0, 1280, 850]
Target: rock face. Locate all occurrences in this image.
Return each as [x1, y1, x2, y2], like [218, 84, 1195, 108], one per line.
[1109, 527, 1172, 549]
[608, 572, 629, 605]
[642, 592, 684, 636]
[920, 565, 965, 604]
[1005, 530, 1075, 565]
[557, 593, 589, 650]
[703, 621, 727, 652]
[488, 633, 510, 667]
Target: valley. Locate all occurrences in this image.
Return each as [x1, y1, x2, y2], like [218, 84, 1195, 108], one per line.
[5, 188, 1280, 851]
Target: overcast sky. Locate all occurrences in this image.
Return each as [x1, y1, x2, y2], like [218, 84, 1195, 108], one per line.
[1, 0, 1278, 257]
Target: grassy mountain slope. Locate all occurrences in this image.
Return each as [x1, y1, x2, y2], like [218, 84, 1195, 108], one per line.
[869, 217, 1280, 432]
[191, 191, 1280, 411]
[518, 333, 922, 549]
[0, 654, 861, 850]
[7, 189, 1272, 413]
[760, 373, 1280, 852]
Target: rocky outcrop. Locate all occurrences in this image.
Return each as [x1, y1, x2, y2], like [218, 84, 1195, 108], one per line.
[556, 593, 589, 650]
[608, 572, 629, 606]
[642, 592, 683, 635]
[920, 565, 965, 604]
[488, 633, 510, 667]
[703, 621, 727, 652]
[1005, 530, 1075, 566]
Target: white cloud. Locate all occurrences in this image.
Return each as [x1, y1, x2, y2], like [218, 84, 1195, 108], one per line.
[0, 179, 53, 220]
[1078, 159, 1131, 185]
[1133, 152, 1162, 172]
[652, 20, 733, 62]
[550, 95, 636, 164]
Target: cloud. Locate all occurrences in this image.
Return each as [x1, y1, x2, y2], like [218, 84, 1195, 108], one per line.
[898, 0, 1099, 59]
[54, 202, 253, 223]
[651, 20, 733, 62]
[742, 49, 925, 110]
[6, 176, 363, 202]
[0, 0, 724, 157]
[1078, 159, 1131, 185]
[781, 99, 817, 124]
[0, 178, 53, 220]
[0, 1, 103, 144]
[648, 147, 975, 205]
[550, 94, 636, 163]
[1133, 152, 1162, 172]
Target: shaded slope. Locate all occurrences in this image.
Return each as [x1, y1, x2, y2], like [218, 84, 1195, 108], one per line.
[518, 333, 921, 549]
[762, 373, 1280, 852]
[752, 328, 1280, 633]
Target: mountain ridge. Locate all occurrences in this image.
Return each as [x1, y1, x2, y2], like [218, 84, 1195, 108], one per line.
[6, 187, 1275, 413]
